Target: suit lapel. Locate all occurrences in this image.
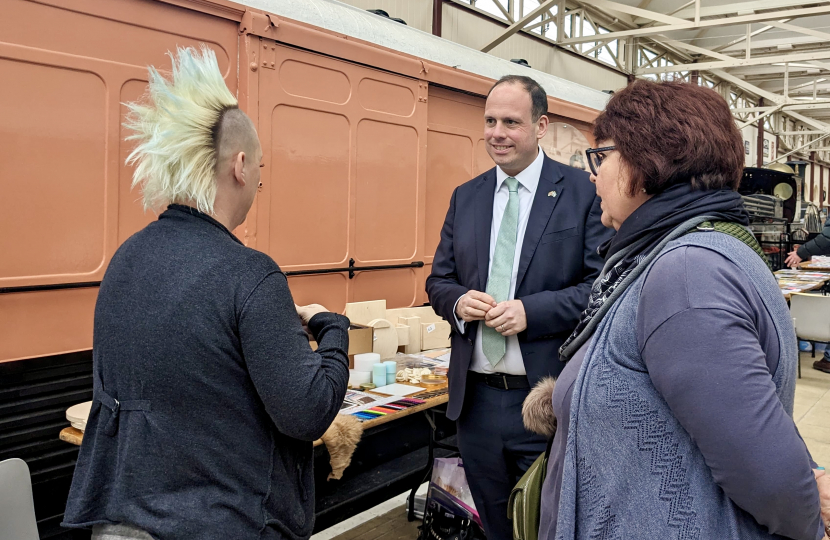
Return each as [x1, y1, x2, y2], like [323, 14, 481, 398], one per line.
[516, 156, 565, 290]
[475, 170, 496, 291]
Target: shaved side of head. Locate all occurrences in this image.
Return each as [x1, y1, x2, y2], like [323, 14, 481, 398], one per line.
[214, 108, 258, 168]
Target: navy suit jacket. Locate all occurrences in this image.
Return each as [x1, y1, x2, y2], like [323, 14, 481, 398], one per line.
[426, 155, 612, 421]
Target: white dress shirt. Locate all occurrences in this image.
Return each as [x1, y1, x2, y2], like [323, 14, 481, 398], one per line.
[453, 147, 544, 375]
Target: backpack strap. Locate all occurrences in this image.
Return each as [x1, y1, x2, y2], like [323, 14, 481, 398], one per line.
[688, 221, 772, 272]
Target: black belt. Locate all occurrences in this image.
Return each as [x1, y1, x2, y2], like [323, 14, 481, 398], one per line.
[469, 371, 530, 390]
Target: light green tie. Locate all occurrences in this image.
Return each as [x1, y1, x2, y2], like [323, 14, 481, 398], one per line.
[482, 177, 520, 367]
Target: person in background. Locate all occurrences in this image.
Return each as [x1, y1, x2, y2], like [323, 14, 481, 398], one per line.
[426, 75, 610, 539]
[536, 79, 826, 540]
[786, 219, 830, 373]
[786, 218, 830, 272]
[62, 47, 350, 540]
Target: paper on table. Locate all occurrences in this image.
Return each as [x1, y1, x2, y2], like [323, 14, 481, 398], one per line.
[371, 383, 425, 397]
[338, 390, 398, 415]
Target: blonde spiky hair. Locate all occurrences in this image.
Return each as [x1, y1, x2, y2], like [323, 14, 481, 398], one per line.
[125, 46, 238, 214]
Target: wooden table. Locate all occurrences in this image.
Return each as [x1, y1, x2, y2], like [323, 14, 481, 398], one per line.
[349, 382, 448, 421]
[60, 385, 449, 449]
[801, 262, 830, 271]
[775, 269, 830, 300]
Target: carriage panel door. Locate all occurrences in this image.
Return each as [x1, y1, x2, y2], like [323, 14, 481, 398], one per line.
[0, 0, 238, 362]
[425, 87, 492, 285]
[258, 44, 427, 311]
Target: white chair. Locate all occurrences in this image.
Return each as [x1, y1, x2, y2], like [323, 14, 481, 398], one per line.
[790, 292, 830, 378]
[0, 458, 39, 540]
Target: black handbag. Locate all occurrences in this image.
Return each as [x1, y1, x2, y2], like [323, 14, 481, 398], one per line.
[418, 498, 485, 540]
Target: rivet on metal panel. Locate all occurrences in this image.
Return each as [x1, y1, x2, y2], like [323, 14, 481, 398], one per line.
[250, 63, 258, 72]
[261, 39, 277, 70]
[417, 80, 429, 104]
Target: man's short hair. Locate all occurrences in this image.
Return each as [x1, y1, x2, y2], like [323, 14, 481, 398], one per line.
[487, 75, 548, 121]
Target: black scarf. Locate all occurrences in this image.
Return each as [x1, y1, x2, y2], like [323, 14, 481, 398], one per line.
[559, 183, 749, 360]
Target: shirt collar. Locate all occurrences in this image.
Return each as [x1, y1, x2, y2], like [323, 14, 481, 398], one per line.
[164, 204, 244, 245]
[495, 146, 544, 193]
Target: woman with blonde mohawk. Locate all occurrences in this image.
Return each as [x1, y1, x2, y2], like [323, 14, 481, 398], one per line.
[62, 46, 351, 540]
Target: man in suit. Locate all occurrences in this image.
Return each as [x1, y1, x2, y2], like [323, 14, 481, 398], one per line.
[426, 75, 611, 539]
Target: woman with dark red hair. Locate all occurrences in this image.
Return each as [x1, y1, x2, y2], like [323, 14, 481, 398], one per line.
[529, 80, 828, 539]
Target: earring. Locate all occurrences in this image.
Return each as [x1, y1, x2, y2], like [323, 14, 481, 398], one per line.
[641, 188, 646, 193]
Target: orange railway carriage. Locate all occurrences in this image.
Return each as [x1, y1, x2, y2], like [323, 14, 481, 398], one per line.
[0, 0, 606, 535]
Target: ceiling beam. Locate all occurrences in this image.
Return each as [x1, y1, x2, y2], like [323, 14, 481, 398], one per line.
[732, 63, 823, 77]
[790, 111, 830, 133]
[568, 1, 695, 64]
[560, 5, 830, 45]
[581, 38, 612, 56]
[637, 0, 694, 27]
[638, 50, 830, 75]
[713, 68, 830, 133]
[481, 0, 557, 52]
[785, 102, 830, 111]
[578, 0, 687, 25]
[671, 0, 830, 20]
[766, 78, 829, 92]
[723, 35, 828, 52]
[651, 35, 733, 61]
[766, 20, 830, 43]
[714, 20, 788, 53]
[491, 0, 514, 23]
[772, 132, 830, 163]
[737, 104, 784, 129]
[733, 102, 830, 112]
[712, 68, 780, 102]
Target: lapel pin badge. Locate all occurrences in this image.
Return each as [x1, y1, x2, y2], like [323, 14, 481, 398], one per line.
[548, 190, 557, 198]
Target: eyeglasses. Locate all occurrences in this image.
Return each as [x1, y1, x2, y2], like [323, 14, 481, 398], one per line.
[585, 146, 615, 176]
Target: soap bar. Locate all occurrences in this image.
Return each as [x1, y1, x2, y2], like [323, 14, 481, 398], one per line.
[383, 360, 398, 385]
[349, 369, 372, 387]
[372, 363, 387, 387]
[354, 352, 381, 372]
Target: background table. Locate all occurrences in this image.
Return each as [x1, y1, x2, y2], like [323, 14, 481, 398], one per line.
[775, 269, 830, 300]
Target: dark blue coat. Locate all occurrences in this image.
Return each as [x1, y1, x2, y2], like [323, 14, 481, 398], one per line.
[426, 156, 611, 420]
[62, 205, 350, 539]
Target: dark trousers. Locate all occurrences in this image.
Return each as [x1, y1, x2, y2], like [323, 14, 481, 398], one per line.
[456, 375, 548, 540]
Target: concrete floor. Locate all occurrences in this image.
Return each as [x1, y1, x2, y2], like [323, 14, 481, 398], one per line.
[321, 351, 830, 540]
[323, 506, 421, 540]
[795, 350, 830, 465]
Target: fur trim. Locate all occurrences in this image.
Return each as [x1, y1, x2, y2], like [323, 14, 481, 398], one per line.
[321, 415, 364, 480]
[522, 377, 557, 438]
